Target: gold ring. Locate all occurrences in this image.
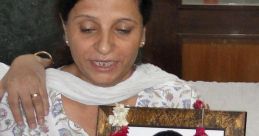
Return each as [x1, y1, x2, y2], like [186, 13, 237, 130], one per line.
[31, 93, 40, 98]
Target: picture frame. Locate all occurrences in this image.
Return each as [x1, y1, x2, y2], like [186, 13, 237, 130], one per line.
[96, 106, 246, 136]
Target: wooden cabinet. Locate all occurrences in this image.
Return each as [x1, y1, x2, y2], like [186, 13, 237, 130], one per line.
[182, 38, 259, 82]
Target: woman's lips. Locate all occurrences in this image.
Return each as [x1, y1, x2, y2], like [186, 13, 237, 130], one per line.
[91, 60, 117, 72]
[94, 61, 114, 67]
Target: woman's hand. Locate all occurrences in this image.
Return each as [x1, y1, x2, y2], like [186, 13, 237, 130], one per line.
[0, 54, 51, 128]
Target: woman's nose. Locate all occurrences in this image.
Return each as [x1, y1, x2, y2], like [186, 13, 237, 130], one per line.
[95, 33, 114, 55]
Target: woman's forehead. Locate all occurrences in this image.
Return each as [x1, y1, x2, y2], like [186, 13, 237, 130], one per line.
[74, 0, 139, 10]
[69, 0, 142, 22]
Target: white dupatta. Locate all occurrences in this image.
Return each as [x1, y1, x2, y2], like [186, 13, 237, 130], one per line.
[0, 62, 179, 105]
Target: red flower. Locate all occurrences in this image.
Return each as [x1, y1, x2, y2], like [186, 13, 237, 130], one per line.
[193, 99, 205, 109]
[110, 126, 129, 136]
[194, 127, 208, 136]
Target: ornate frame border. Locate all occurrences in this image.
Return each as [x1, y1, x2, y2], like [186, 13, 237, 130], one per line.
[96, 106, 246, 136]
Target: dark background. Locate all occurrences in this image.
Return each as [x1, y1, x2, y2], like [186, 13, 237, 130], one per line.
[0, 0, 61, 64]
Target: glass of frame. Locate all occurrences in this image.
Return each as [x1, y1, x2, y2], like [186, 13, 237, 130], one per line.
[96, 106, 246, 136]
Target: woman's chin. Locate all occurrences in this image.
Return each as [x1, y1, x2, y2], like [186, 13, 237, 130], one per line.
[81, 73, 118, 87]
[90, 79, 119, 87]
[80, 64, 134, 87]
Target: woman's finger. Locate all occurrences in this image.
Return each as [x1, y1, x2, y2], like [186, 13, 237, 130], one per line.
[7, 91, 24, 127]
[0, 80, 5, 101]
[31, 92, 45, 125]
[39, 78, 49, 116]
[19, 92, 37, 129]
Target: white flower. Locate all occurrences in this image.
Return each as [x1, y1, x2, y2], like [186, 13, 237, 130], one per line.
[108, 104, 129, 126]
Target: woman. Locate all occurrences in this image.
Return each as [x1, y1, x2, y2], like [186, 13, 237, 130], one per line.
[0, 0, 197, 135]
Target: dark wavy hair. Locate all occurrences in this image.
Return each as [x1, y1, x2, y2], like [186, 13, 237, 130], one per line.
[53, 0, 153, 67]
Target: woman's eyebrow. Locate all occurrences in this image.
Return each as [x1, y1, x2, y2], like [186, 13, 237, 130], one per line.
[72, 14, 139, 25]
[72, 14, 98, 21]
[116, 18, 138, 24]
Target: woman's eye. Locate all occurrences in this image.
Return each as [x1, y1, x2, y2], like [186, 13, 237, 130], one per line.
[80, 28, 96, 33]
[116, 29, 131, 35]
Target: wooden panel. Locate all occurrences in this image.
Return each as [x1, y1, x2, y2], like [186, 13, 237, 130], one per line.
[178, 2, 259, 81]
[182, 38, 259, 82]
[178, 5, 259, 36]
[143, 0, 181, 76]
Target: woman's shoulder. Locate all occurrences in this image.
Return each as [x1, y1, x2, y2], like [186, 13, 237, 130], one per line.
[136, 80, 198, 109]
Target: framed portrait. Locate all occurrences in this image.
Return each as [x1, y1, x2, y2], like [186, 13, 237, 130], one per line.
[96, 106, 246, 136]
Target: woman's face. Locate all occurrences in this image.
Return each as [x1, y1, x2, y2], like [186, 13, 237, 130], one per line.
[65, 0, 145, 86]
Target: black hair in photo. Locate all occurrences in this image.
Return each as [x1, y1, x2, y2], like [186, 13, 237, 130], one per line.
[153, 130, 183, 136]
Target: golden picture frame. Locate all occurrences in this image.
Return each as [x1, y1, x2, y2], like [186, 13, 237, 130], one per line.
[96, 106, 246, 136]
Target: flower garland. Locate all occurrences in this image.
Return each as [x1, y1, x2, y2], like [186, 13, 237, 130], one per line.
[193, 99, 208, 136]
[193, 99, 205, 109]
[107, 100, 208, 136]
[108, 104, 129, 136]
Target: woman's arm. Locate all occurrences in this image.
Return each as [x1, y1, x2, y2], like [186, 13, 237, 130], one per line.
[0, 54, 52, 128]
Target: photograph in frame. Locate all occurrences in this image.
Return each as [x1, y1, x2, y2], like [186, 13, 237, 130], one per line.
[128, 127, 224, 136]
[96, 106, 246, 136]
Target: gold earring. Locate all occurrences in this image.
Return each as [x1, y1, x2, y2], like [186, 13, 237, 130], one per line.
[140, 41, 145, 47]
[63, 35, 69, 46]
